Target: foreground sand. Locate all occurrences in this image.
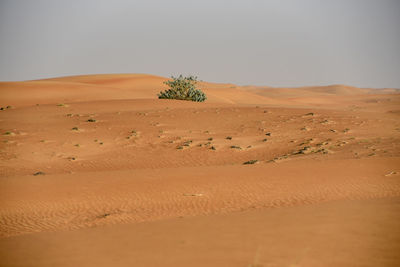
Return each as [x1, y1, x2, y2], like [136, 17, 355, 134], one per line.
[0, 74, 399, 266]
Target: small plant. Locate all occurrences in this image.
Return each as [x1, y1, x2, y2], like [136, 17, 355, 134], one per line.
[230, 145, 242, 150]
[158, 75, 206, 102]
[71, 127, 79, 131]
[87, 118, 96, 122]
[226, 136, 232, 140]
[183, 140, 192, 146]
[243, 160, 258, 165]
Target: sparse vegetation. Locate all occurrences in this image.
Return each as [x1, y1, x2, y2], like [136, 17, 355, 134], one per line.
[243, 160, 258, 165]
[182, 140, 192, 146]
[158, 75, 206, 102]
[87, 118, 96, 122]
[293, 145, 329, 155]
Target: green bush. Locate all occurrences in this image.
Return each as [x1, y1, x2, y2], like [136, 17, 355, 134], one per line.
[158, 75, 206, 102]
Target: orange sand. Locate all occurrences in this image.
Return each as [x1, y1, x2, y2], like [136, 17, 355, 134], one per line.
[0, 74, 399, 266]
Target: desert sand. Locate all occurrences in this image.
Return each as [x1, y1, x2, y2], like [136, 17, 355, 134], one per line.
[0, 74, 399, 266]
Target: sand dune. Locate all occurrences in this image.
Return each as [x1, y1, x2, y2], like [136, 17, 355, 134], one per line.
[2, 197, 399, 267]
[2, 73, 397, 107]
[0, 74, 166, 106]
[0, 74, 399, 266]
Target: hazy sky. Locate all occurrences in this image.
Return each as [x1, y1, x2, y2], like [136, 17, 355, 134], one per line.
[0, 0, 399, 87]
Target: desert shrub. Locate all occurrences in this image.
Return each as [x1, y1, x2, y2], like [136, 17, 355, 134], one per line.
[243, 160, 258, 165]
[158, 75, 206, 102]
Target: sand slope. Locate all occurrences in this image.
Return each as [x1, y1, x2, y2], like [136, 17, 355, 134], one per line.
[0, 74, 400, 266]
[2, 197, 399, 267]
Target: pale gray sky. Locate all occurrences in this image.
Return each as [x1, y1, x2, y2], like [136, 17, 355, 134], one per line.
[0, 0, 399, 87]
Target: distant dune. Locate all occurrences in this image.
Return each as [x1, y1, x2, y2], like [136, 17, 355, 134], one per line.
[1, 74, 397, 108]
[0, 74, 399, 267]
